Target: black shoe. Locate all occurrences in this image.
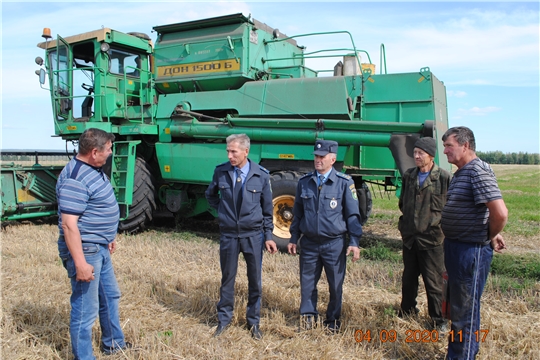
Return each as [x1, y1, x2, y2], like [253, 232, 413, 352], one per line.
[398, 307, 419, 318]
[300, 315, 318, 330]
[249, 324, 263, 340]
[101, 342, 132, 355]
[324, 320, 341, 334]
[213, 324, 228, 337]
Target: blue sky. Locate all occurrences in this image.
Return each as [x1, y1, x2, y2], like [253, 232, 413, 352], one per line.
[1, 1, 538, 153]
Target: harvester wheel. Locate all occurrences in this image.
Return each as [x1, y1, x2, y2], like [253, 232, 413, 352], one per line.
[270, 171, 303, 251]
[117, 157, 157, 233]
[357, 182, 373, 225]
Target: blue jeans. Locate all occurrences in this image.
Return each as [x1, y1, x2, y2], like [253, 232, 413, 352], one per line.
[299, 236, 347, 322]
[59, 241, 126, 360]
[444, 239, 493, 360]
[217, 233, 264, 327]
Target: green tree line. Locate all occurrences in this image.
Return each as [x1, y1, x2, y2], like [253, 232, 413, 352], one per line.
[477, 151, 540, 164]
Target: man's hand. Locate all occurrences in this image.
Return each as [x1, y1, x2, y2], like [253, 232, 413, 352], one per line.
[490, 234, 507, 254]
[265, 240, 278, 254]
[109, 240, 117, 254]
[76, 262, 95, 282]
[346, 246, 361, 262]
[287, 243, 297, 255]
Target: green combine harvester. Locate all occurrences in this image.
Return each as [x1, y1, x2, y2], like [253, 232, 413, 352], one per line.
[2, 13, 450, 249]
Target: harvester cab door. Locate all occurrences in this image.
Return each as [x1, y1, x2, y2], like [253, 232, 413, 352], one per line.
[51, 35, 72, 121]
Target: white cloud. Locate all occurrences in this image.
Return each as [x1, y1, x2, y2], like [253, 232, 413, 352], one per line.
[348, 5, 539, 87]
[456, 106, 502, 117]
[447, 90, 467, 98]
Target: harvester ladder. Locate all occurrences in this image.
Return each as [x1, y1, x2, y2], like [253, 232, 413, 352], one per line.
[110, 140, 141, 220]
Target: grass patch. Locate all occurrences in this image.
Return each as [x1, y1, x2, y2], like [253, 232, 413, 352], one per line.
[361, 242, 401, 263]
[494, 165, 540, 237]
[490, 253, 540, 280]
[369, 185, 399, 211]
[486, 274, 539, 295]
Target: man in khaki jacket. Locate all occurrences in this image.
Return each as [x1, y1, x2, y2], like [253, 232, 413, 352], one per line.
[398, 137, 452, 330]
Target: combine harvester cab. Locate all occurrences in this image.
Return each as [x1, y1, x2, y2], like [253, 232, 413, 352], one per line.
[35, 13, 450, 249]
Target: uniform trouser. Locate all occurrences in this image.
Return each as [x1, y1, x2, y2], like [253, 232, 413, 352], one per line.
[401, 242, 446, 325]
[444, 239, 493, 360]
[58, 241, 126, 360]
[299, 236, 347, 322]
[217, 233, 264, 327]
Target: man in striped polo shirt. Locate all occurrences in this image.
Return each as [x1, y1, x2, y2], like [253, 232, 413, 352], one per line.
[441, 127, 508, 360]
[57, 128, 130, 359]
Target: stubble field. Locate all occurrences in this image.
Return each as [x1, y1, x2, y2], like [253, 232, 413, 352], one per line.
[1, 165, 539, 359]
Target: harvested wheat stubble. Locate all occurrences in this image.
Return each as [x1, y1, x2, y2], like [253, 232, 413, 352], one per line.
[2, 215, 539, 360]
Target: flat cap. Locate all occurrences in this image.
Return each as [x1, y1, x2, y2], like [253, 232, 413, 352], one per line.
[414, 137, 437, 157]
[313, 140, 339, 156]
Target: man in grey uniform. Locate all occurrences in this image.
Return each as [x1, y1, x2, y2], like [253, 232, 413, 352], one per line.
[205, 134, 278, 340]
[287, 140, 363, 333]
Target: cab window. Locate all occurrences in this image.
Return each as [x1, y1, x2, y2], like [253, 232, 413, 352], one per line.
[109, 48, 141, 77]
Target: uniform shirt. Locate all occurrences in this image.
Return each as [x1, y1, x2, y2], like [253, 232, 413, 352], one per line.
[317, 169, 332, 186]
[398, 163, 452, 250]
[205, 159, 274, 239]
[57, 157, 120, 244]
[441, 157, 502, 245]
[233, 161, 250, 187]
[289, 168, 363, 246]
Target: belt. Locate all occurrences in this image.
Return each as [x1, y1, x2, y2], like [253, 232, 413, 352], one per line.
[303, 234, 346, 244]
[445, 237, 490, 246]
[58, 236, 104, 245]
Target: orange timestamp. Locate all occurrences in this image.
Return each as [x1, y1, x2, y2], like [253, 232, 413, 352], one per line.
[355, 329, 440, 343]
[354, 329, 490, 343]
[449, 329, 490, 343]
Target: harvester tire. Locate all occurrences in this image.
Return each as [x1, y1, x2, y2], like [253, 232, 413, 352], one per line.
[357, 182, 373, 225]
[270, 171, 303, 251]
[117, 157, 157, 233]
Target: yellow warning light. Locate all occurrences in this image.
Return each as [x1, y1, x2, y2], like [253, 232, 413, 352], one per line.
[42, 28, 52, 40]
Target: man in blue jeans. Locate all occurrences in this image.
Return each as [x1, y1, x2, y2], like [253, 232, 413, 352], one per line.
[441, 127, 508, 360]
[57, 128, 130, 359]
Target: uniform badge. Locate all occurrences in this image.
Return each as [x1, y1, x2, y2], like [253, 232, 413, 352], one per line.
[330, 198, 337, 209]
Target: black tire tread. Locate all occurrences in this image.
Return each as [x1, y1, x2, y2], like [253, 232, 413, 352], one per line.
[118, 157, 157, 233]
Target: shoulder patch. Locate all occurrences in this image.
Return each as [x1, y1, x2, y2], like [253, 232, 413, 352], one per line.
[258, 165, 270, 174]
[300, 172, 313, 179]
[336, 172, 351, 180]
